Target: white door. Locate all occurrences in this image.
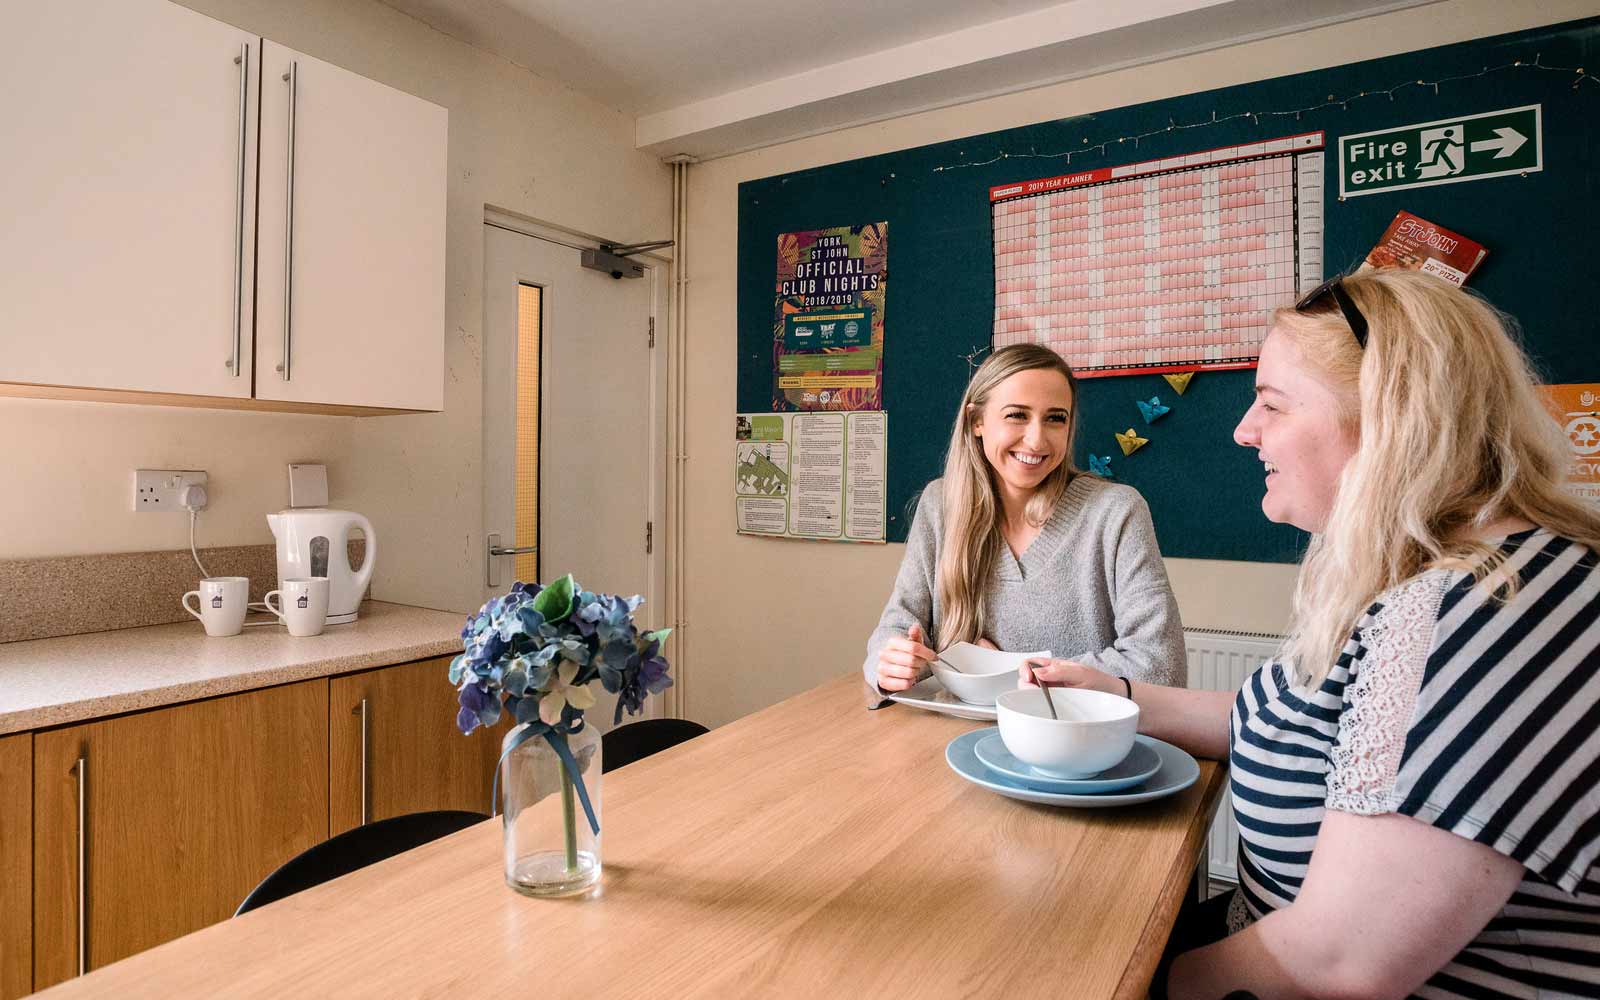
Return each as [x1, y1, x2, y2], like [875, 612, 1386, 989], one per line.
[256, 41, 447, 411]
[482, 222, 666, 731]
[0, 0, 259, 397]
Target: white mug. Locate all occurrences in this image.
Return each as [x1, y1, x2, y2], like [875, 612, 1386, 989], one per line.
[264, 577, 330, 637]
[182, 577, 249, 637]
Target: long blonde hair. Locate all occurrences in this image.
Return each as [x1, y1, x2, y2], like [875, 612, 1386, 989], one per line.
[935, 345, 1080, 649]
[1277, 268, 1600, 685]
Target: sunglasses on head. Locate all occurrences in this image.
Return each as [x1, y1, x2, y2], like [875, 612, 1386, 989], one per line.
[1294, 274, 1368, 349]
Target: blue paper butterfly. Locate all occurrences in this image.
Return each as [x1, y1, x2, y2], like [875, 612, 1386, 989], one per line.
[1136, 396, 1171, 425]
[1087, 454, 1114, 478]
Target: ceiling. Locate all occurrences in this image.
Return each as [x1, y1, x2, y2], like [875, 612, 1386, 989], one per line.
[379, 0, 1441, 160]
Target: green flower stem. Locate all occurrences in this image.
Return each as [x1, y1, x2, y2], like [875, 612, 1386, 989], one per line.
[560, 764, 578, 873]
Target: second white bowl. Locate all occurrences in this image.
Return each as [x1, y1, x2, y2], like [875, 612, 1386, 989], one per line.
[995, 686, 1139, 777]
[930, 660, 1017, 705]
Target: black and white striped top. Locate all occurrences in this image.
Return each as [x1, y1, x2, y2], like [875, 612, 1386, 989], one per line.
[1229, 528, 1600, 999]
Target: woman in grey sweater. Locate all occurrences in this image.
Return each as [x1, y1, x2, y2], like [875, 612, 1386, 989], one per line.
[864, 344, 1185, 707]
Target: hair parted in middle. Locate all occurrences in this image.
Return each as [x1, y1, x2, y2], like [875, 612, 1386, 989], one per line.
[934, 343, 1080, 650]
[1274, 267, 1600, 686]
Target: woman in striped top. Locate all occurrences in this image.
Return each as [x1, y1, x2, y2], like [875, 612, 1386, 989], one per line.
[1024, 268, 1600, 999]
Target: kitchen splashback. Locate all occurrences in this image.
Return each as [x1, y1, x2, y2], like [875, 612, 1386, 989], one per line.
[0, 541, 367, 643]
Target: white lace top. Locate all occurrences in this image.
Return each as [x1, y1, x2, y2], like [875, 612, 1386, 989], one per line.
[1226, 529, 1600, 998]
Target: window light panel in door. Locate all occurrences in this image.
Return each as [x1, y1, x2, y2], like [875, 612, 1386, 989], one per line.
[515, 283, 541, 583]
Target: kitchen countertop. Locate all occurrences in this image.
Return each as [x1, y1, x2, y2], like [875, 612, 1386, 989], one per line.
[0, 601, 467, 735]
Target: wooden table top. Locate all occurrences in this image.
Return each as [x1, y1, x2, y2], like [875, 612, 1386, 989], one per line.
[40, 674, 1226, 999]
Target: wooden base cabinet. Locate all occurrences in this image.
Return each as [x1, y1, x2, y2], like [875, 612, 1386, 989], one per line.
[0, 735, 31, 1000]
[330, 657, 508, 835]
[31, 680, 329, 990]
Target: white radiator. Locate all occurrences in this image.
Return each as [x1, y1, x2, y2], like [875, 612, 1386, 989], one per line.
[1183, 627, 1283, 884]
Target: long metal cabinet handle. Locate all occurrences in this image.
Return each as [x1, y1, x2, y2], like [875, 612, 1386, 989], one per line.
[230, 43, 249, 376]
[278, 61, 298, 381]
[355, 698, 369, 825]
[75, 755, 87, 977]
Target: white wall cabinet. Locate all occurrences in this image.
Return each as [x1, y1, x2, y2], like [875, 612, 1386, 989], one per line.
[0, 0, 260, 399]
[255, 43, 447, 412]
[0, 0, 447, 414]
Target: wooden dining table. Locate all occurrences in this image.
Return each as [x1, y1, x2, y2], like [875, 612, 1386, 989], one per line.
[38, 673, 1226, 999]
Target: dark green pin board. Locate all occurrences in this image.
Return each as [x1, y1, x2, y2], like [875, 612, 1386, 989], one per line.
[736, 17, 1600, 561]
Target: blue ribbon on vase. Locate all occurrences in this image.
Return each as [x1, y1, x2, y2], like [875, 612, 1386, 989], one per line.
[492, 715, 601, 837]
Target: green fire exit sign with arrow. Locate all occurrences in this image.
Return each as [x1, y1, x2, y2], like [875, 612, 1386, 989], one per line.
[1338, 104, 1542, 198]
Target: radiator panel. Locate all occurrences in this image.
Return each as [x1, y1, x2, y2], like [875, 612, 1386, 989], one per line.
[1183, 628, 1282, 884]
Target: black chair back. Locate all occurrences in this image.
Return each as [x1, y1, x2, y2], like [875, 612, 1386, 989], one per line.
[602, 718, 709, 773]
[235, 809, 489, 915]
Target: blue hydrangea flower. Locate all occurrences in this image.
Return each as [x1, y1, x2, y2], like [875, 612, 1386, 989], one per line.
[449, 575, 672, 736]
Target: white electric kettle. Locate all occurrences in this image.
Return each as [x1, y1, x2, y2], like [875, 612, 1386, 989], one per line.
[266, 508, 377, 624]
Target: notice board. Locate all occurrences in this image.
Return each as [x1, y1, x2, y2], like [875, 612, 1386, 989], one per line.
[736, 17, 1600, 561]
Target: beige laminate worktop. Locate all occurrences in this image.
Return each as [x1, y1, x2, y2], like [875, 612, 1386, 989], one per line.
[0, 601, 466, 735]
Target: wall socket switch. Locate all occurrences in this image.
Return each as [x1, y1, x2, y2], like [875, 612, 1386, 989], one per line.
[133, 469, 208, 512]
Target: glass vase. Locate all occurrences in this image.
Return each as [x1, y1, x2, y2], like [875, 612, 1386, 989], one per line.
[499, 720, 603, 896]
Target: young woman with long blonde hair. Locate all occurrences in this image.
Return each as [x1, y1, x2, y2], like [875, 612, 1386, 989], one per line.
[863, 343, 1185, 706]
[1026, 269, 1600, 999]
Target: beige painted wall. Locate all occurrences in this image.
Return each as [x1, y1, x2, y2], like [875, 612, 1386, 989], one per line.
[0, 0, 671, 620]
[676, 0, 1598, 728]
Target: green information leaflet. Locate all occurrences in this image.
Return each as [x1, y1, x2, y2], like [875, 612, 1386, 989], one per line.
[734, 411, 887, 543]
[1338, 104, 1541, 198]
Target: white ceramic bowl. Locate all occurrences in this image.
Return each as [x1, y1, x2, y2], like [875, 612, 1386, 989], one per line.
[930, 660, 1016, 705]
[995, 686, 1139, 777]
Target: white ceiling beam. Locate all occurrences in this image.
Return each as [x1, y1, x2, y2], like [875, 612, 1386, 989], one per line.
[636, 0, 1234, 152]
[637, 0, 1441, 159]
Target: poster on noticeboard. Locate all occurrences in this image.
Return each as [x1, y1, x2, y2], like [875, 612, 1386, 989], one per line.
[772, 223, 886, 411]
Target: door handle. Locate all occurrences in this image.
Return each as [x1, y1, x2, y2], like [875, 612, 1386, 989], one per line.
[229, 43, 249, 377]
[75, 754, 87, 977]
[354, 698, 368, 826]
[485, 533, 536, 588]
[277, 61, 298, 381]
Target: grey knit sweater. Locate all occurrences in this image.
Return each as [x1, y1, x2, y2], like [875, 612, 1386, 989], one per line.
[863, 474, 1186, 707]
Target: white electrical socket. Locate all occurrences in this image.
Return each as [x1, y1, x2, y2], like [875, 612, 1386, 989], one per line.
[133, 469, 208, 512]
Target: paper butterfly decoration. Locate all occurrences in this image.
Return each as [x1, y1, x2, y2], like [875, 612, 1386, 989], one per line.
[1163, 372, 1194, 395]
[1087, 454, 1114, 478]
[1115, 428, 1149, 456]
[1136, 396, 1171, 425]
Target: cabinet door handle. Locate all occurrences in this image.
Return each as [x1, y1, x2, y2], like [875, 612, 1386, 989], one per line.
[277, 61, 298, 382]
[354, 698, 368, 826]
[230, 43, 249, 377]
[75, 754, 87, 977]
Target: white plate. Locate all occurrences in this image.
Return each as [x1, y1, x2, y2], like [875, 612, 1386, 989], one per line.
[946, 728, 1199, 808]
[887, 675, 997, 721]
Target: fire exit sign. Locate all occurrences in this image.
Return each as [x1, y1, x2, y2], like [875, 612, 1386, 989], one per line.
[1338, 105, 1542, 198]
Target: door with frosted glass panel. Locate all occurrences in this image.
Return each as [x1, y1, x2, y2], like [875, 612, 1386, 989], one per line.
[481, 223, 665, 731]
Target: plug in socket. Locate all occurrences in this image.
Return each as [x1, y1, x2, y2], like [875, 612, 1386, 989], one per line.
[133, 469, 208, 512]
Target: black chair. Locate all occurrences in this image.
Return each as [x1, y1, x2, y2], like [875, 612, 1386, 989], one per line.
[235, 809, 489, 915]
[602, 718, 709, 773]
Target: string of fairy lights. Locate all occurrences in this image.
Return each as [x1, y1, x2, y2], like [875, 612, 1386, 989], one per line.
[931, 52, 1593, 176]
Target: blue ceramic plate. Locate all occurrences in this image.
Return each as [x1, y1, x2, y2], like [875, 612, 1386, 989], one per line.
[972, 729, 1162, 793]
[946, 729, 1199, 808]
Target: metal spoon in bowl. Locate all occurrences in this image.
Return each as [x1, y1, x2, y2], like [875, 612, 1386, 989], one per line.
[1027, 661, 1059, 720]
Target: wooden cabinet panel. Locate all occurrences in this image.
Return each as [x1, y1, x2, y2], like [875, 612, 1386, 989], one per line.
[32, 680, 329, 989]
[330, 658, 507, 835]
[0, 734, 31, 1000]
[0, 0, 259, 398]
[255, 41, 447, 412]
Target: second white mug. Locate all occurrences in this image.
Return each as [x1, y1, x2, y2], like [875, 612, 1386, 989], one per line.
[264, 577, 330, 636]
